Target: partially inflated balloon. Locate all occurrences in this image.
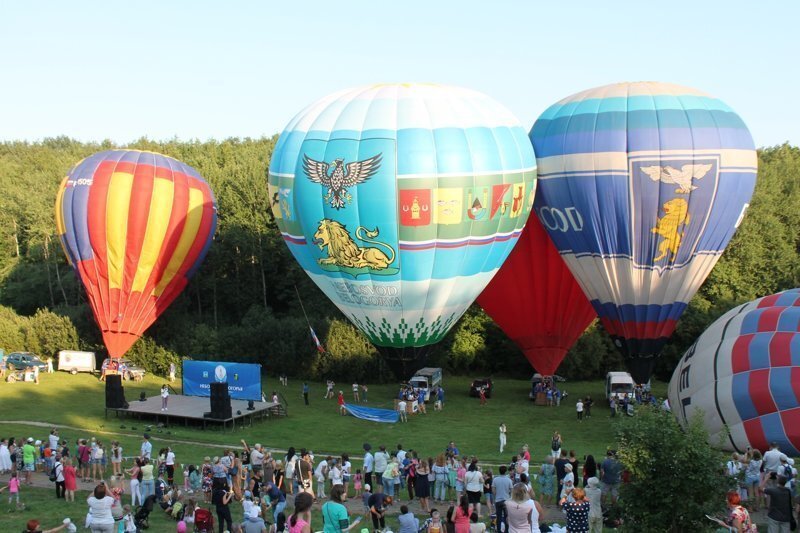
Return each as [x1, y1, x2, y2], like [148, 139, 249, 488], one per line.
[477, 215, 595, 375]
[268, 83, 536, 374]
[531, 82, 757, 383]
[668, 289, 800, 453]
[56, 150, 217, 357]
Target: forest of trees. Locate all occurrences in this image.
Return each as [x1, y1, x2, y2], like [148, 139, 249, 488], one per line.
[0, 138, 798, 382]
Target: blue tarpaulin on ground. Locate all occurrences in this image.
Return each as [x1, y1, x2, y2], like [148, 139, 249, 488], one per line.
[343, 403, 398, 423]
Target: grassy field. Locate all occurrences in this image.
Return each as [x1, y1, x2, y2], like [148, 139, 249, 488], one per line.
[0, 371, 668, 531]
[0, 371, 667, 462]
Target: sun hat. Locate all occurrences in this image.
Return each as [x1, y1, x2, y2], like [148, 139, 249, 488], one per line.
[587, 477, 600, 488]
[27, 437, 34, 443]
[364, 484, 371, 492]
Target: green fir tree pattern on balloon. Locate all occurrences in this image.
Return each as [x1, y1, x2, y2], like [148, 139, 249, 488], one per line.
[349, 313, 458, 347]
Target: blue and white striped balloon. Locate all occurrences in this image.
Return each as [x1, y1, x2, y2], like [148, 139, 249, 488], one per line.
[531, 82, 757, 383]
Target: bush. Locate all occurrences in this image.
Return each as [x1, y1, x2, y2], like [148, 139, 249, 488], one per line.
[0, 305, 26, 352]
[313, 318, 381, 381]
[22, 308, 80, 358]
[616, 406, 732, 532]
[125, 335, 181, 377]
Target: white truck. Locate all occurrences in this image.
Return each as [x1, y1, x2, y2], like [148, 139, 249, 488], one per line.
[409, 367, 442, 401]
[605, 371, 635, 401]
[58, 350, 97, 375]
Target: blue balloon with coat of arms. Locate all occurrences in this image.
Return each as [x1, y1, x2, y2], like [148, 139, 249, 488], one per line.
[269, 83, 537, 376]
[530, 82, 757, 383]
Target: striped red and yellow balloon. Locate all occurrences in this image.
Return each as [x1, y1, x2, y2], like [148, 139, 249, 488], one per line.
[55, 150, 217, 358]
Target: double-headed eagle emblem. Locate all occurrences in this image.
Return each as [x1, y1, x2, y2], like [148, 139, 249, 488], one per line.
[303, 153, 383, 209]
[640, 163, 713, 194]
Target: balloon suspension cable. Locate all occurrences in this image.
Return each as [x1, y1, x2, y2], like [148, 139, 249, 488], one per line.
[294, 284, 312, 329]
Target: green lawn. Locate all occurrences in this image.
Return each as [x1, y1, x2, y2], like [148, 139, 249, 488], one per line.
[0, 372, 667, 462]
[0, 371, 668, 531]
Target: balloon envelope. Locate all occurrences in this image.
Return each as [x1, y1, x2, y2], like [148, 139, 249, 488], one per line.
[530, 82, 757, 383]
[668, 289, 800, 454]
[56, 150, 217, 357]
[268, 83, 537, 374]
[477, 214, 595, 375]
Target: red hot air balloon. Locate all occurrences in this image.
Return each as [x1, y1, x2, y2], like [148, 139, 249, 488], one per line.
[55, 150, 217, 358]
[477, 215, 596, 375]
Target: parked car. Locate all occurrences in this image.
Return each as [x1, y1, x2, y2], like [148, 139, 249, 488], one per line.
[469, 378, 493, 398]
[119, 358, 146, 380]
[5, 352, 47, 371]
[102, 358, 147, 381]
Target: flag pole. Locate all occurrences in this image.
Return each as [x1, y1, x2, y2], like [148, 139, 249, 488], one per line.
[295, 284, 327, 354]
[294, 284, 312, 329]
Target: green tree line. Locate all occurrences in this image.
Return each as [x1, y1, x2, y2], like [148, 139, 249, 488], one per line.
[0, 138, 798, 381]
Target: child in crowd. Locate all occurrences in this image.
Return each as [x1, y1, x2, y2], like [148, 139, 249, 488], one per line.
[3, 472, 22, 506]
[122, 504, 137, 532]
[353, 469, 363, 497]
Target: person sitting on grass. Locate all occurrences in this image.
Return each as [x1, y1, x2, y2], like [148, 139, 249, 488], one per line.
[23, 518, 73, 533]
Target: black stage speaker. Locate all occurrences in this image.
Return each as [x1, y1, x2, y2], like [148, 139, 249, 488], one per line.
[208, 382, 232, 419]
[105, 374, 128, 408]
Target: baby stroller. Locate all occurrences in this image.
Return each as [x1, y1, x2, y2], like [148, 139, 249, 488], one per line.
[194, 507, 214, 533]
[135, 494, 158, 530]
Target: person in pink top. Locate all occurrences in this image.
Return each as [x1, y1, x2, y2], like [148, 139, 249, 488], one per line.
[521, 445, 531, 462]
[288, 492, 313, 533]
[63, 458, 78, 502]
[2, 472, 21, 506]
[450, 495, 472, 533]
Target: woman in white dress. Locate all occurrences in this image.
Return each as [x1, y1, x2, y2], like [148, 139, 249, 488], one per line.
[560, 463, 575, 503]
[0, 438, 11, 473]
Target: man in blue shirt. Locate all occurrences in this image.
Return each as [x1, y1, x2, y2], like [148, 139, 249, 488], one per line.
[492, 465, 513, 533]
[436, 387, 445, 410]
[600, 450, 622, 505]
[446, 442, 460, 457]
[363, 443, 374, 488]
[302, 383, 309, 406]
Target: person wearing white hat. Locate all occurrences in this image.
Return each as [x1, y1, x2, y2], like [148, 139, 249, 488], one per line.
[584, 477, 603, 533]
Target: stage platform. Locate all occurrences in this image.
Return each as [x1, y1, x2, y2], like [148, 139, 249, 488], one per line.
[105, 394, 281, 431]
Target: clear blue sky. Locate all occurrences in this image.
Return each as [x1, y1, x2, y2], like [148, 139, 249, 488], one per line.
[1, 1, 797, 147]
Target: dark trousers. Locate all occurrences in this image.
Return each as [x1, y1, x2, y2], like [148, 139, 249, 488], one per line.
[166, 464, 175, 485]
[365, 472, 373, 488]
[55, 480, 65, 498]
[375, 471, 384, 485]
[371, 512, 385, 530]
[217, 505, 232, 533]
[303, 393, 309, 405]
[495, 500, 508, 533]
[407, 477, 415, 500]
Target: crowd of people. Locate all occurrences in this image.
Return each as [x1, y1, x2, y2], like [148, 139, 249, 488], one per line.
[1, 381, 798, 533]
[0, 421, 634, 533]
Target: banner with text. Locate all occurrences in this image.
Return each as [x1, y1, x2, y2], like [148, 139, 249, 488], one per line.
[182, 361, 262, 401]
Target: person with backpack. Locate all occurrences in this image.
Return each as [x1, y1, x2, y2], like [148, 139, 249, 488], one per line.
[550, 432, 562, 458]
[51, 456, 65, 499]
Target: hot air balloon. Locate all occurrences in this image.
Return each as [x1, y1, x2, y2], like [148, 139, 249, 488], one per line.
[268, 83, 536, 376]
[55, 150, 217, 358]
[530, 82, 757, 383]
[668, 289, 800, 453]
[477, 214, 595, 376]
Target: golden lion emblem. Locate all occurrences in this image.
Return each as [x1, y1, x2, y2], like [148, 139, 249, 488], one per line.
[651, 198, 690, 261]
[313, 219, 395, 270]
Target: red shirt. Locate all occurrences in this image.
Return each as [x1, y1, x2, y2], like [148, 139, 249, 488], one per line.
[337, 394, 345, 406]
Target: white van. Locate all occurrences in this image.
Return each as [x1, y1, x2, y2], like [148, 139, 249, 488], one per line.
[58, 351, 97, 375]
[605, 371, 634, 401]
